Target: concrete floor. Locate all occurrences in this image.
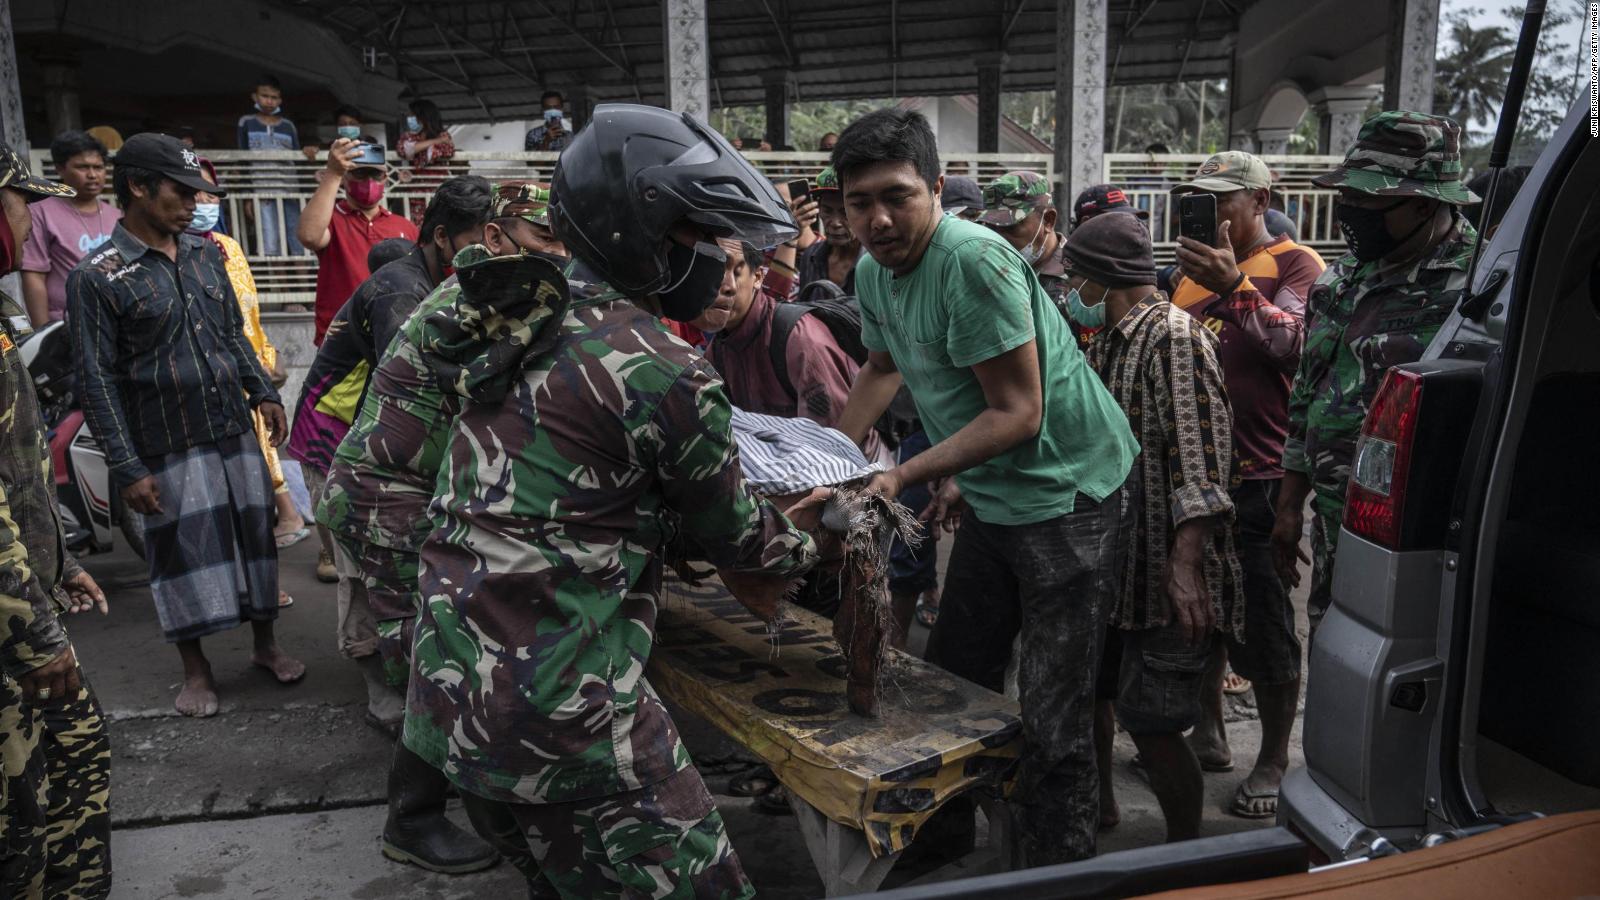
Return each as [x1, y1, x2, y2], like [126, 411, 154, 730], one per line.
[73, 531, 1306, 899]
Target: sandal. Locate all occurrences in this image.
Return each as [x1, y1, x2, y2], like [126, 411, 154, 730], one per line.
[754, 785, 794, 816]
[1230, 780, 1279, 819]
[277, 591, 295, 609]
[728, 765, 780, 798]
[1222, 667, 1253, 696]
[915, 590, 940, 628]
[274, 526, 310, 549]
[1131, 751, 1234, 777]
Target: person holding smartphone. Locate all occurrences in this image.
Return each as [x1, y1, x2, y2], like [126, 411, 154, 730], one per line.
[523, 90, 573, 152]
[1167, 151, 1326, 823]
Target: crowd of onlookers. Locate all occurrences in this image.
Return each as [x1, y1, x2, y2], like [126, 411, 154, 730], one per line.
[3, 69, 1492, 895]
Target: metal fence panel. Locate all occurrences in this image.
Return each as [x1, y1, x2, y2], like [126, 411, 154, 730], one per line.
[33, 149, 1053, 310]
[1104, 153, 1347, 264]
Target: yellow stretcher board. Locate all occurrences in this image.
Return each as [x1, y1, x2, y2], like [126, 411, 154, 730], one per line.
[650, 573, 1024, 859]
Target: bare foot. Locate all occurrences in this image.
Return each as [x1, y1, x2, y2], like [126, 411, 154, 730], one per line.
[1100, 797, 1121, 830]
[175, 673, 220, 717]
[252, 645, 307, 684]
[1187, 721, 1233, 772]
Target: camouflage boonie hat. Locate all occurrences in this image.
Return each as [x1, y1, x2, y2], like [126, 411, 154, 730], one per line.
[1313, 110, 1480, 205]
[979, 171, 1052, 226]
[0, 140, 75, 202]
[814, 166, 841, 194]
[493, 181, 553, 225]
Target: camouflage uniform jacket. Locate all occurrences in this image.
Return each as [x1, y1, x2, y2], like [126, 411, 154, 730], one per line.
[402, 260, 818, 805]
[1282, 215, 1477, 526]
[0, 301, 83, 678]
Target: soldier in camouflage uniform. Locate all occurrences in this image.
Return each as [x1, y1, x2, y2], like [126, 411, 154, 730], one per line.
[1273, 111, 1480, 626]
[402, 105, 818, 898]
[980, 171, 1105, 352]
[314, 184, 561, 875]
[0, 141, 113, 899]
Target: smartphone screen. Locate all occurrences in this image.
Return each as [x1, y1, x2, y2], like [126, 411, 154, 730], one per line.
[786, 179, 811, 203]
[1179, 193, 1219, 245]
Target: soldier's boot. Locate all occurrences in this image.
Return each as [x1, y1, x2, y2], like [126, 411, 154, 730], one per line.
[381, 744, 500, 874]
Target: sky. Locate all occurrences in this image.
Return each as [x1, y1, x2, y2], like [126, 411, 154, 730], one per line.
[1440, 0, 1592, 78]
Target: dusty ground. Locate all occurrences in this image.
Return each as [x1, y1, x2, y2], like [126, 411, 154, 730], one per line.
[75, 532, 1307, 899]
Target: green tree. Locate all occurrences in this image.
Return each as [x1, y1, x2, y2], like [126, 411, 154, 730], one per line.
[1433, 7, 1514, 140]
[713, 98, 900, 151]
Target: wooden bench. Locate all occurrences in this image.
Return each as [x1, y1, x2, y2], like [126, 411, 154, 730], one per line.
[649, 572, 1024, 895]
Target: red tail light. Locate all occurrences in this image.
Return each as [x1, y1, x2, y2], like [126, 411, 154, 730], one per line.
[1346, 369, 1425, 549]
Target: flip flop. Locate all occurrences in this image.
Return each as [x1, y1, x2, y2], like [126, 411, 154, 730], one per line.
[1222, 668, 1253, 696]
[915, 592, 940, 628]
[1230, 781, 1279, 819]
[277, 591, 295, 609]
[728, 766, 780, 798]
[274, 526, 310, 549]
[754, 785, 795, 816]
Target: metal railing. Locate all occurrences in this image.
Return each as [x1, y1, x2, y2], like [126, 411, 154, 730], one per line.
[31, 149, 1053, 310]
[1104, 153, 1347, 263]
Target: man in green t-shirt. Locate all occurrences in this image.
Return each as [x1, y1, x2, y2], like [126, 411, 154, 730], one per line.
[832, 109, 1139, 866]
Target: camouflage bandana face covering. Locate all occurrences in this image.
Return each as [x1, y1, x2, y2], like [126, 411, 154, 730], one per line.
[420, 244, 573, 403]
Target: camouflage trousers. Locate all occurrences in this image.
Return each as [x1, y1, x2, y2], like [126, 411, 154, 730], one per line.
[0, 670, 112, 899]
[331, 534, 421, 688]
[1307, 508, 1342, 636]
[456, 766, 753, 900]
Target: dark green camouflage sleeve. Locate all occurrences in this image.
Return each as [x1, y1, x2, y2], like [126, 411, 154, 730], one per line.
[0, 478, 69, 678]
[652, 356, 817, 576]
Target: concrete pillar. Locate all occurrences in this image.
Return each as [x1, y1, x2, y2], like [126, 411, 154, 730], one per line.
[762, 70, 793, 149]
[567, 84, 591, 131]
[1052, 0, 1107, 206]
[662, 0, 710, 119]
[1254, 127, 1293, 156]
[1309, 85, 1375, 155]
[1383, 0, 1440, 113]
[40, 59, 82, 137]
[0, 0, 25, 150]
[0, 0, 25, 303]
[976, 52, 1006, 154]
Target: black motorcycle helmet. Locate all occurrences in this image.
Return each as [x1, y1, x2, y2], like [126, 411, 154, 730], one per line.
[550, 103, 797, 316]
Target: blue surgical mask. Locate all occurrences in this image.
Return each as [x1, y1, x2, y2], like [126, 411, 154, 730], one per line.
[405, 115, 421, 132]
[1066, 283, 1108, 328]
[189, 203, 221, 234]
[337, 125, 361, 140]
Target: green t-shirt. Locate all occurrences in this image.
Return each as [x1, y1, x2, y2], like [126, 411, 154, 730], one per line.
[858, 216, 1138, 525]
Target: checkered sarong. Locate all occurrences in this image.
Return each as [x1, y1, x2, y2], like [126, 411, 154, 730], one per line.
[141, 432, 279, 641]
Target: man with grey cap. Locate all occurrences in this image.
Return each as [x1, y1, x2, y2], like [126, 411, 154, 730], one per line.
[1271, 111, 1479, 642]
[1168, 150, 1325, 820]
[1060, 211, 1243, 843]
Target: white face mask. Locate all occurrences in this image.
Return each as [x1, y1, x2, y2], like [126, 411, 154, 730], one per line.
[1018, 216, 1047, 266]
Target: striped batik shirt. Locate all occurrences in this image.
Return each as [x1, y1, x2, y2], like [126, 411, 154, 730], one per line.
[730, 408, 884, 496]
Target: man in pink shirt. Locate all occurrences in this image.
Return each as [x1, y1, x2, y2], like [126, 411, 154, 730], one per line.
[689, 238, 890, 468]
[20, 131, 121, 324]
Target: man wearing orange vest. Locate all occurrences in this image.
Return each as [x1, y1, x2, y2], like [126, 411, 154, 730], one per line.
[1169, 150, 1325, 821]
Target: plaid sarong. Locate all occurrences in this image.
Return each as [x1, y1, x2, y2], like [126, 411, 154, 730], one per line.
[141, 432, 279, 642]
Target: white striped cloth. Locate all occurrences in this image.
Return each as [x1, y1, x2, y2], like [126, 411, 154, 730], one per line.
[730, 408, 884, 495]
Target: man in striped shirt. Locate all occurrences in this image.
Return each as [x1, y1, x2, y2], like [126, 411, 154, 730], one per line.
[1169, 150, 1326, 820]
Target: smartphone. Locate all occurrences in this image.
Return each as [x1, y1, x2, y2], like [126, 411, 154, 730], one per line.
[786, 179, 811, 204]
[1178, 193, 1218, 245]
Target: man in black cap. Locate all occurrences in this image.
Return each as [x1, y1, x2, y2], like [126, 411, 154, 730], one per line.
[68, 133, 305, 718]
[0, 139, 113, 899]
[1071, 183, 1152, 229]
[1060, 212, 1243, 843]
[939, 174, 984, 221]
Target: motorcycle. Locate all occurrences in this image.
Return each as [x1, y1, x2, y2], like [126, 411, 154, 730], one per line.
[18, 319, 145, 560]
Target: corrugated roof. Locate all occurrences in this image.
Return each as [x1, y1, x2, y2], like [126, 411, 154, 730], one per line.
[276, 0, 1254, 121]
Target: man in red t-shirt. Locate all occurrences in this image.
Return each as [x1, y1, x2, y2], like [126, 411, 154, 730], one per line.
[297, 138, 419, 344]
[1168, 150, 1326, 822]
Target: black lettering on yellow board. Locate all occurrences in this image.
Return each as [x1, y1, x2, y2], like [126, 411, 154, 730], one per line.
[752, 688, 843, 718]
[741, 621, 835, 647]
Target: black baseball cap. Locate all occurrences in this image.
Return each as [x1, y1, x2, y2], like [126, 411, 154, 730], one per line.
[941, 175, 984, 216]
[1072, 183, 1147, 226]
[0, 140, 75, 202]
[114, 133, 226, 197]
